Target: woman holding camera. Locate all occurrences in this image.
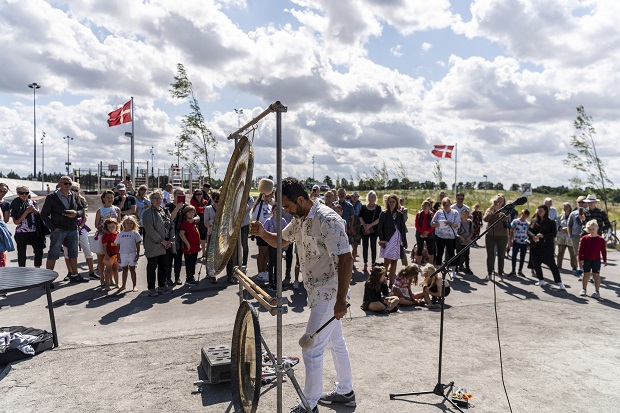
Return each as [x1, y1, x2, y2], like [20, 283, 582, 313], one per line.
[483, 194, 509, 281]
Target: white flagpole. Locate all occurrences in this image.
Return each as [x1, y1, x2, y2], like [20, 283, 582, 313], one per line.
[454, 143, 457, 199]
[130, 96, 135, 186]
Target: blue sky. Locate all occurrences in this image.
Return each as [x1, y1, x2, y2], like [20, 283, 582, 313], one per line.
[2, 0, 620, 191]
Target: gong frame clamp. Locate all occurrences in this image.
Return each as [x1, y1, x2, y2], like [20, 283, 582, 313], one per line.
[234, 267, 288, 316]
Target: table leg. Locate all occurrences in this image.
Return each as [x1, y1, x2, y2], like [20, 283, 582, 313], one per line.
[45, 282, 59, 347]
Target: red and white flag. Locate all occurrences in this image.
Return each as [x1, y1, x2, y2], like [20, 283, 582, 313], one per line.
[107, 100, 132, 127]
[431, 144, 454, 159]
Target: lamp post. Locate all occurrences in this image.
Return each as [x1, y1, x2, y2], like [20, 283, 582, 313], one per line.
[149, 146, 154, 189]
[312, 155, 315, 181]
[28, 82, 41, 179]
[64, 135, 73, 175]
[41, 131, 45, 190]
[483, 174, 488, 203]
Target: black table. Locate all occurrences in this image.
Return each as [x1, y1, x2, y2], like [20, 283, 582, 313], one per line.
[0, 267, 59, 347]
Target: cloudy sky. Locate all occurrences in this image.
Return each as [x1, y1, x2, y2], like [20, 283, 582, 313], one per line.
[1, 0, 619, 189]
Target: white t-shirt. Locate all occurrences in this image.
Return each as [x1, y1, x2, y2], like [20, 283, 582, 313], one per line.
[116, 231, 143, 254]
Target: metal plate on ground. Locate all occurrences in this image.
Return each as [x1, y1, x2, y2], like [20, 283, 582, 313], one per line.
[231, 301, 262, 413]
[207, 136, 254, 275]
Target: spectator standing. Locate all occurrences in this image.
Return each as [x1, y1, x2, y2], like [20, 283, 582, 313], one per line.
[359, 191, 381, 272]
[94, 190, 121, 284]
[250, 191, 272, 282]
[508, 209, 530, 277]
[134, 185, 151, 237]
[529, 205, 565, 290]
[0, 183, 10, 222]
[431, 197, 460, 279]
[116, 216, 142, 292]
[482, 194, 509, 280]
[165, 188, 190, 286]
[471, 203, 483, 246]
[349, 191, 363, 261]
[451, 192, 470, 214]
[190, 189, 208, 258]
[414, 200, 435, 266]
[203, 190, 221, 283]
[582, 194, 611, 235]
[40, 176, 85, 283]
[432, 191, 446, 213]
[178, 205, 200, 285]
[578, 220, 607, 298]
[557, 202, 578, 271]
[377, 194, 408, 288]
[456, 209, 473, 275]
[201, 183, 212, 206]
[142, 191, 174, 296]
[568, 196, 587, 276]
[63, 184, 95, 281]
[162, 183, 173, 204]
[113, 183, 137, 219]
[10, 186, 45, 268]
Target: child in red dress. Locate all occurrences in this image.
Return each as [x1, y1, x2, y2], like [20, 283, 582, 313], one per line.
[101, 218, 120, 291]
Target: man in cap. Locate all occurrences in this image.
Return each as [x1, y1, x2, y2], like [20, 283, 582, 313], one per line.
[567, 196, 588, 276]
[201, 183, 212, 206]
[583, 194, 611, 235]
[113, 183, 137, 218]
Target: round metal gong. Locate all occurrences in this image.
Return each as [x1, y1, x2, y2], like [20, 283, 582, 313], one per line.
[231, 301, 262, 413]
[207, 136, 254, 275]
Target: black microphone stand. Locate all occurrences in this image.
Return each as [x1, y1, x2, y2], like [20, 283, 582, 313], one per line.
[389, 200, 521, 411]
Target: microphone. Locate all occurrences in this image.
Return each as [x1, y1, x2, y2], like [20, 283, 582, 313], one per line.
[504, 196, 527, 211]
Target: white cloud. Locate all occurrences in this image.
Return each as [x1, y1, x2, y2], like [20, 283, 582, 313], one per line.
[390, 45, 403, 57]
[421, 42, 433, 52]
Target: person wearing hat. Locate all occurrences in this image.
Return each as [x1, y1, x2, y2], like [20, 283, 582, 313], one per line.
[113, 183, 137, 218]
[310, 185, 321, 200]
[568, 196, 588, 276]
[582, 194, 611, 236]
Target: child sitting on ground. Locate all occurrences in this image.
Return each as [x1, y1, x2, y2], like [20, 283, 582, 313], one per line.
[578, 220, 607, 298]
[391, 264, 421, 306]
[361, 266, 399, 313]
[411, 263, 444, 309]
[101, 218, 120, 291]
[116, 216, 142, 292]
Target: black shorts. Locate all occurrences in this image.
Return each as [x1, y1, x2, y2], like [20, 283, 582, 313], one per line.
[416, 235, 436, 256]
[583, 259, 602, 274]
[256, 237, 268, 247]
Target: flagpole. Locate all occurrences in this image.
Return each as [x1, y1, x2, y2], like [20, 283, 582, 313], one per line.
[454, 143, 457, 199]
[130, 96, 135, 186]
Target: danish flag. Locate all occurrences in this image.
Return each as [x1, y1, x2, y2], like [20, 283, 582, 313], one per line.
[431, 144, 454, 159]
[107, 100, 132, 127]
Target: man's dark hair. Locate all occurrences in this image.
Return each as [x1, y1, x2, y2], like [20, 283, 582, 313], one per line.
[282, 177, 309, 202]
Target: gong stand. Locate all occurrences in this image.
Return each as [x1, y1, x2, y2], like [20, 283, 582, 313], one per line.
[227, 102, 310, 413]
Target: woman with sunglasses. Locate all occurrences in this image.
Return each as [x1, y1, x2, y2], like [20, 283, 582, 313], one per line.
[10, 186, 45, 268]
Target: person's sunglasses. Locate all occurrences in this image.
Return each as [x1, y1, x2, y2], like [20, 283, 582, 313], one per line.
[17, 191, 29, 195]
[71, 189, 79, 192]
[62, 182, 71, 186]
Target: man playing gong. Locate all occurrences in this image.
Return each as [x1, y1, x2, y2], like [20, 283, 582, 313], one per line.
[251, 177, 356, 413]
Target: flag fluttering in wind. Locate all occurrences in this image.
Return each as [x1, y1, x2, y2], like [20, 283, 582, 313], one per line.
[431, 144, 454, 159]
[107, 100, 132, 127]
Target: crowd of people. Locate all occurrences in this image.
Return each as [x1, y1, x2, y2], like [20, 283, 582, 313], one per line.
[0, 179, 612, 303]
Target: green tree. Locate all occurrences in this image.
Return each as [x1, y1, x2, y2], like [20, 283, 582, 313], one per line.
[564, 105, 613, 210]
[323, 175, 333, 187]
[510, 183, 520, 191]
[169, 63, 217, 182]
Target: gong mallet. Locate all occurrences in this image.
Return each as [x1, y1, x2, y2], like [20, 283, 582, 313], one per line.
[298, 303, 350, 349]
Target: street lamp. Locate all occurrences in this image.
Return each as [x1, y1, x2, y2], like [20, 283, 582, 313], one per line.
[41, 131, 45, 190]
[483, 174, 488, 202]
[312, 155, 315, 181]
[64, 135, 73, 175]
[28, 82, 41, 179]
[149, 146, 154, 189]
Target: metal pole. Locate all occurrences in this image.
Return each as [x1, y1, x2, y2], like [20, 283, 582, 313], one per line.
[227, 101, 282, 140]
[150, 146, 154, 190]
[64, 135, 73, 175]
[274, 101, 287, 413]
[28, 83, 41, 180]
[130, 97, 135, 185]
[41, 131, 45, 190]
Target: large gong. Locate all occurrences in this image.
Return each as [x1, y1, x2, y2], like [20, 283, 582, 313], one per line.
[207, 136, 254, 275]
[231, 301, 262, 413]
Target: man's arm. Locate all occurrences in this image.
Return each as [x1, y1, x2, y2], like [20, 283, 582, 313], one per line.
[40, 195, 56, 231]
[250, 221, 291, 249]
[335, 252, 353, 320]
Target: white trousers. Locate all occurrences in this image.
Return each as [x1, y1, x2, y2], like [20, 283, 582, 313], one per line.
[302, 298, 353, 408]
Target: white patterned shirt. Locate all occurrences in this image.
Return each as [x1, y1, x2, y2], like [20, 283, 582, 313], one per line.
[282, 200, 350, 308]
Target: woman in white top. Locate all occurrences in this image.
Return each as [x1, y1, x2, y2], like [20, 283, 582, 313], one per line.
[431, 197, 461, 279]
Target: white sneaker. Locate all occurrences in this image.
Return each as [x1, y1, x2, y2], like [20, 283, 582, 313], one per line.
[556, 282, 566, 290]
[579, 289, 587, 296]
[535, 280, 548, 286]
[591, 291, 600, 299]
[451, 270, 457, 280]
[293, 280, 299, 289]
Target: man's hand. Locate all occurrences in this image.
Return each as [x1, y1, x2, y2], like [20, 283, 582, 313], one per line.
[334, 301, 349, 320]
[64, 210, 77, 218]
[250, 220, 265, 238]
